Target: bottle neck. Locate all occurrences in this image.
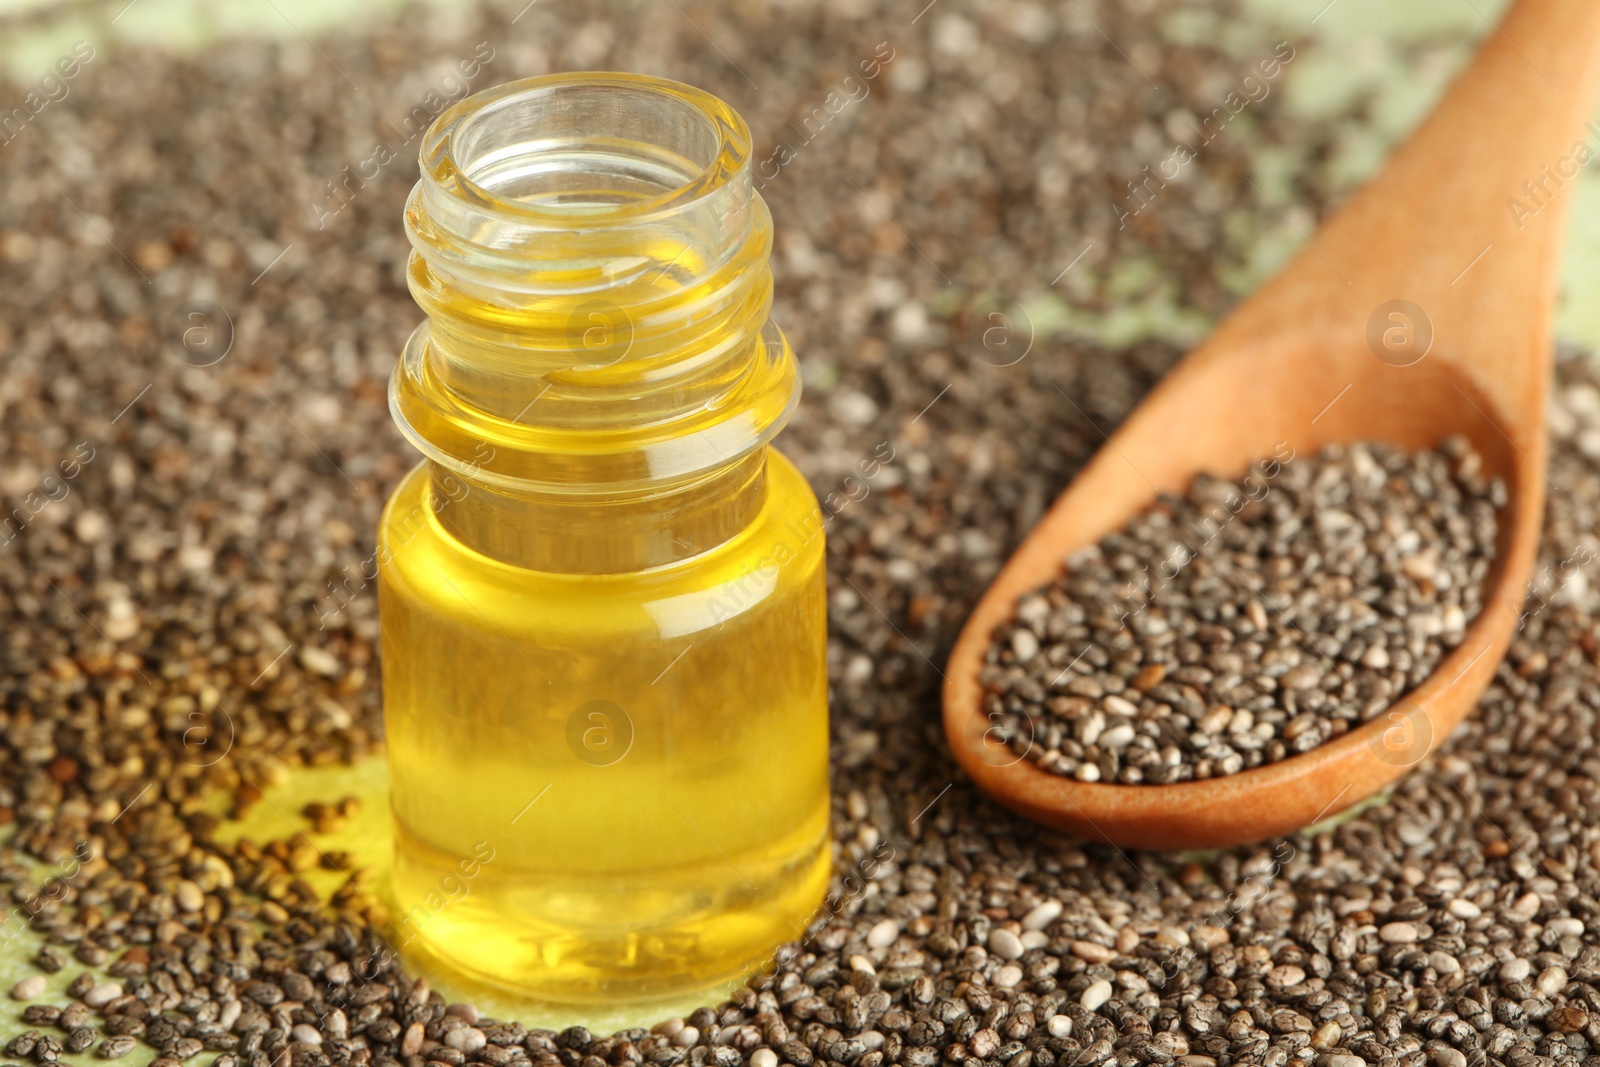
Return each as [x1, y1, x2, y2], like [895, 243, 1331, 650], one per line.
[391, 73, 796, 574]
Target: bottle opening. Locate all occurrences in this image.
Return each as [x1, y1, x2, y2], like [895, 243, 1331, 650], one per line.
[430, 74, 748, 220]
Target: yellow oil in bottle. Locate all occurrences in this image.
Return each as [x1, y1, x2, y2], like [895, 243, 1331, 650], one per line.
[377, 74, 831, 1004]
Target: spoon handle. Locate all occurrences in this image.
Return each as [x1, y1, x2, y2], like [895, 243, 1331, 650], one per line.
[1211, 0, 1600, 424]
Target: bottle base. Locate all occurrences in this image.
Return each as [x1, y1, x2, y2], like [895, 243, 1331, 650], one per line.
[388, 826, 832, 1008]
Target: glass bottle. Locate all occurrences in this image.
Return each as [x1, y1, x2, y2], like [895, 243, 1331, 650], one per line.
[377, 73, 830, 1005]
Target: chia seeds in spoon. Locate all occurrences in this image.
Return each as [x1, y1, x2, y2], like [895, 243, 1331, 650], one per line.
[979, 439, 1503, 784]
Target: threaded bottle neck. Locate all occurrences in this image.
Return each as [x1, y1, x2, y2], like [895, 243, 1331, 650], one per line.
[391, 73, 798, 572]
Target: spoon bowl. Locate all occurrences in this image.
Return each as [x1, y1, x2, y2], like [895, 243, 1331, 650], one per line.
[943, 0, 1600, 849]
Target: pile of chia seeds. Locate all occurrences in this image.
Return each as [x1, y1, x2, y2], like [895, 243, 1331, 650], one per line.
[980, 440, 1502, 783]
[2, 4, 1599, 1067]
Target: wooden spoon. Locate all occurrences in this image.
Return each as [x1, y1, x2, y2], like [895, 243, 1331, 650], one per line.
[943, 0, 1600, 850]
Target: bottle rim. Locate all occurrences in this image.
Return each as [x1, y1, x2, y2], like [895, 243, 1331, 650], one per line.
[418, 71, 752, 227]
